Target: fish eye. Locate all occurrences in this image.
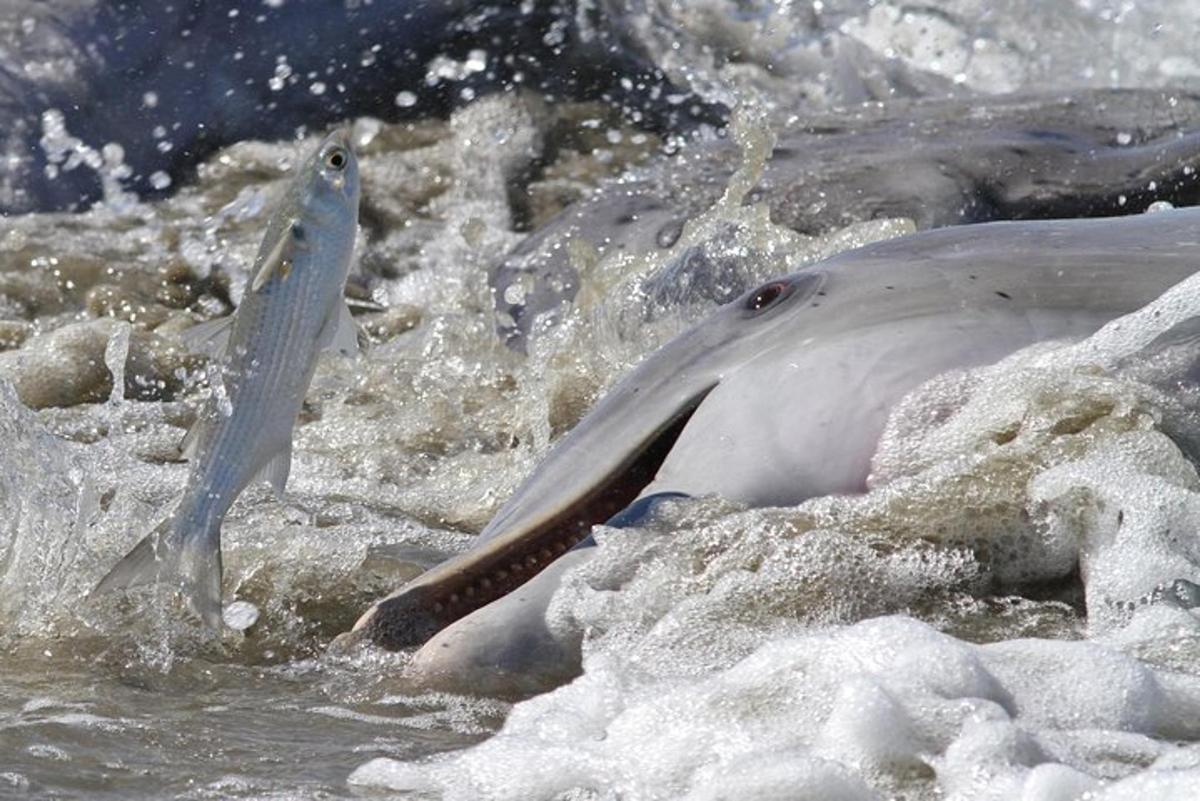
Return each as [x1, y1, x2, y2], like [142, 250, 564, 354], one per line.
[744, 280, 789, 312]
[324, 147, 348, 171]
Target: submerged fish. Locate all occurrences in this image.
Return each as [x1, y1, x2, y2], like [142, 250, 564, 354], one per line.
[92, 131, 361, 627]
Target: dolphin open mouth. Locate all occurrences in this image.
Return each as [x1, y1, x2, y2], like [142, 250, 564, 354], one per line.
[350, 383, 718, 650]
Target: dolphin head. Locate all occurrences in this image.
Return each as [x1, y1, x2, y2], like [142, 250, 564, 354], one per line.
[345, 269, 831, 650]
[341, 210, 1200, 692]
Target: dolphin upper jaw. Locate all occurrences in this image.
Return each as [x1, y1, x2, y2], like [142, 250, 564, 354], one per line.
[347, 379, 722, 650]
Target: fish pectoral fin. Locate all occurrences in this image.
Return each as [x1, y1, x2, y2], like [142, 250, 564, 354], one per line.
[318, 300, 360, 358]
[179, 316, 234, 360]
[176, 417, 205, 461]
[253, 441, 293, 501]
[250, 220, 305, 293]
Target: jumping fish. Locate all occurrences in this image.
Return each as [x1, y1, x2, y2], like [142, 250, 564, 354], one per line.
[92, 131, 361, 627]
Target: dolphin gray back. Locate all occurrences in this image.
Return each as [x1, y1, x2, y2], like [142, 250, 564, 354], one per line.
[810, 210, 1200, 330]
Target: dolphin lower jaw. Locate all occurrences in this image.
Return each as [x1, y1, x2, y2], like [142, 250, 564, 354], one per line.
[353, 383, 718, 650]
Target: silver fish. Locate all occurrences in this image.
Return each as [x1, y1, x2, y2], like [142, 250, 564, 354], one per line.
[93, 131, 361, 627]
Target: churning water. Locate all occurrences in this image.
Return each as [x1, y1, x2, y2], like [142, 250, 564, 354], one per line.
[5, 2, 1200, 799]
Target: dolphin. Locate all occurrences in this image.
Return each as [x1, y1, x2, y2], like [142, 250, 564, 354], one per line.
[493, 88, 1200, 348]
[342, 207, 1200, 690]
[1, 0, 718, 214]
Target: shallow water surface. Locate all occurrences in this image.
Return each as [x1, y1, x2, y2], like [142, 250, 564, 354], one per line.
[0, 645, 501, 798]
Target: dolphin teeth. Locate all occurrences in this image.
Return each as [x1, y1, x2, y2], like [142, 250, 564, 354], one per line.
[448, 593, 460, 605]
[480, 578, 493, 589]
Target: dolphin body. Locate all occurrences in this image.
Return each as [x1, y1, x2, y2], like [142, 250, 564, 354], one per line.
[1, 0, 717, 214]
[493, 89, 1200, 348]
[345, 207, 1200, 694]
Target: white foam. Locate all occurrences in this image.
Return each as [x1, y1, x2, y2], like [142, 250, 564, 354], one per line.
[353, 616, 1200, 799]
[351, 236, 1200, 799]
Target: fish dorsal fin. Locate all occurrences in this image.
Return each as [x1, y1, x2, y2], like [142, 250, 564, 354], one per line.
[252, 441, 293, 501]
[250, 220, 305, 293]
[179, 316, 235, 360]
[318, 300, 360, 358]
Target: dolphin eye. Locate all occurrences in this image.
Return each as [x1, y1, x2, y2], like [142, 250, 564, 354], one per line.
[324, 148, 348, 171]
[744, 280, 789, 312]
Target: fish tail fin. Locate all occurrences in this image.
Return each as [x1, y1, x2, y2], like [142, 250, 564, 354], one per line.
[177, 527, 224, 629]
[91, 518, 174, 597]
[91, 515, 225, 629]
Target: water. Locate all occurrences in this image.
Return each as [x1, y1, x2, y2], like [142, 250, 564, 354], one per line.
[4, 1, 1200, 799]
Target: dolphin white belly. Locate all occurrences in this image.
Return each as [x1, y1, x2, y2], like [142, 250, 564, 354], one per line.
[645, 309, 1082, 505]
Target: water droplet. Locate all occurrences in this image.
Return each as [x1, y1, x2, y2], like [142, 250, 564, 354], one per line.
[394, 91, 417, 108]
[460, 217, 486, 247]
[309, 81, 326, 95]
[656, 219, 685, 249]
[223, 601, 260, 631]
[465, 49, 487, 73]
[101, 142, 125, 164]
[149, 171, 172, 190]
[503, 282, 526, 306]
